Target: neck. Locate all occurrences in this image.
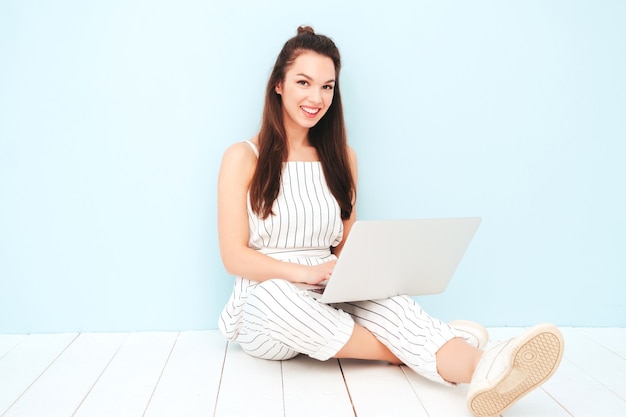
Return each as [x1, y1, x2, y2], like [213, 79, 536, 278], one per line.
[284, 127, 320, 162]
[285, 124, 310, 150]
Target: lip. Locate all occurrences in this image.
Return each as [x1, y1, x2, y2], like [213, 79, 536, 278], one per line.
[301, 106, 321, 118]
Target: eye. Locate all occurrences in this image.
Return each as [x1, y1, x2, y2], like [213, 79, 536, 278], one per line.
[297, 80, 309, 86]
[323, 84, 334, 90]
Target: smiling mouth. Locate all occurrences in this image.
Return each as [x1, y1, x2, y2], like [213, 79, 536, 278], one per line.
[301, 106, 320, 116]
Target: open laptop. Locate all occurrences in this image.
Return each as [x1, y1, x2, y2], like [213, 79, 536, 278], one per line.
[296, 217, 481, 303]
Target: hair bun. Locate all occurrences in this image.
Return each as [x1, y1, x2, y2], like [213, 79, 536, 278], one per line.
[297, 25, 315, 35]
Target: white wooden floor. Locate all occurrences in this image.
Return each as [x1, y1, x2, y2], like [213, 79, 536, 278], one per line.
[0, 328, 624, 417]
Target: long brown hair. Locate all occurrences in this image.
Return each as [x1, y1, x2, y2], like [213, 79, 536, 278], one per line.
[249, 26, 355, 220]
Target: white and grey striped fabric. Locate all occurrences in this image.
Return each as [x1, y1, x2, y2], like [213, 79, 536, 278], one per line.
[218, 141, 458, 385]
[247, 159, 344, 262]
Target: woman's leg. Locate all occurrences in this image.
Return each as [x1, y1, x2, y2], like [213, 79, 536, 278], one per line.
[436, 337, 483, 383]
[334, 321, 482, 383]
[337, 296, 479, 384]
[334, 323, 403, 364]
[237, 279, 355, 361]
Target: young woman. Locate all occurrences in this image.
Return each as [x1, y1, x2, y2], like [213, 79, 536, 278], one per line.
[217, 26, 564, 417]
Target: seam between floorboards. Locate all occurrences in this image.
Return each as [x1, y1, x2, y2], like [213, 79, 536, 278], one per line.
[212, 340, 230, 417]
[141, 331, 180, 417]
[539, 386, 575, 417]
[70, 333, 129, 417]
[280, 361, 286, 417]
[562, 355, 626, 403]
[400, 366, 431, 417]
[337, 359, 358, 417]
[1, 333, 80, 417]
[0, 335, 27, 362]
[582, 329, 626, 361]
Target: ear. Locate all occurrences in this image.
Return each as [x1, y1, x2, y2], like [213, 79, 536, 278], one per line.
[275, 82, 283, 95]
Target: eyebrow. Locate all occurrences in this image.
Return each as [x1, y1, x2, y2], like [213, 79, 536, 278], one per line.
[296, 73, 336, 84]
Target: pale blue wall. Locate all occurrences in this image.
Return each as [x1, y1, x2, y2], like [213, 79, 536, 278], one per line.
[1, 1, 624, 333]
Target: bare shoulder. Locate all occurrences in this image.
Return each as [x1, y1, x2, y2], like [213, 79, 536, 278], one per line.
[222, 139, 256, 160]
[222, 138, 257, 165]
[219, 139, 258, 183]
[347, 145, 358, 161]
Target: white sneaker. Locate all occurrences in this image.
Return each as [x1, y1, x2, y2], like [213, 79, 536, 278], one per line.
[449, 320, 489, 349]
[467, 323, 564, 417]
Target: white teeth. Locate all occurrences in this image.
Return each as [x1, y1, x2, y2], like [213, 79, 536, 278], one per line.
[301, 107, 319, 114]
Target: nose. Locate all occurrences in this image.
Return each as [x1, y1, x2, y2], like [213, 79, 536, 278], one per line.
[308, 88, 323, 105]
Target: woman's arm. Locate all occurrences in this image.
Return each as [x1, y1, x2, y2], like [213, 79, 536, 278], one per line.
[332, 146, 358, 258]
[217, 141, 333, 284]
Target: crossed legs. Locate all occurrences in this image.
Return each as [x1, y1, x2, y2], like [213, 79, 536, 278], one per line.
[334, 323, 482, 383]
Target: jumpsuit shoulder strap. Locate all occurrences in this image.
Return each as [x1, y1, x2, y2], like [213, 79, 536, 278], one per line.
[243, 140, 259, 158]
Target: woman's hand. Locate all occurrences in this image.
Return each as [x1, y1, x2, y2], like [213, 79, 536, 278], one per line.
[297, 260, 337, 285]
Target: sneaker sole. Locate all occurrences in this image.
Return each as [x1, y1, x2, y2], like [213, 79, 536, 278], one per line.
[468, 325, 564, 417]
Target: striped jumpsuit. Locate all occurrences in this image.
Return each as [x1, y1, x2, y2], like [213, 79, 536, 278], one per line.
[218, 141, 460, 384]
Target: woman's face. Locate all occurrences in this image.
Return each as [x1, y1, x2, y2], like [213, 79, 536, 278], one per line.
[275, 51, 336, 133]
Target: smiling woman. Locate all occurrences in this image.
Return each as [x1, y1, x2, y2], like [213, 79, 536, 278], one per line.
[214, 25, 565, 417]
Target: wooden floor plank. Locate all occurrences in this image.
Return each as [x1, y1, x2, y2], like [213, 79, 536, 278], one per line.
[0, 333, 77, 415]
[0, 335, 26, 360]
[143, 331, 227, 417]
[213, 342, 283, 417]
[402, 367, 471, 417]
[542, 328, 626, 416]
[583, 327, 626, 359]
[560, 327, 626, 400]
[72, 332, 178, 417]
[282, 356, 353, 417]
[542, 354, 626, 416]
[2, 333, 127, 417]
[341, 359, 427, 417]
[501, 388, 571, 417]
[0, 328, 623, 417]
